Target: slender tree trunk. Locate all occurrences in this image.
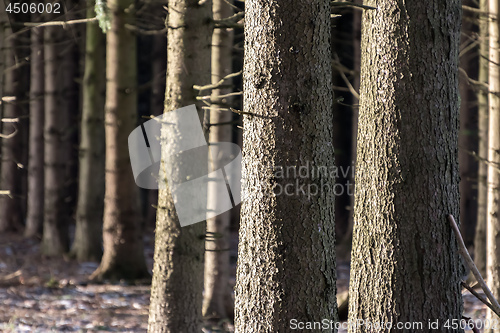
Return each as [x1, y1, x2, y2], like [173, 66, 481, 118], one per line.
[42, 23, 71, 255]
[71, 1, 106, 261]
[348, 1, 464, 332]
[147, 0, 212, 331]
[234, 1, 337, 331]
[475, 0, 489, 278]
[42, 1, 80, 255]
[202, 0, 234, 320]
[25, 25, 45, 238]
[0, 19, 24, 233]
[61, 1, 80, 236]
[486, 0, 500, 329]
[90, 0, 149, 281]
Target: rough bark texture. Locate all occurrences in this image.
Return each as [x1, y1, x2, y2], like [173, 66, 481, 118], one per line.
[90, 0, 149, 280]
[348, 1, 464, 332]
[71, 2, 106, 262]
[202, 0, 234, 320]
[475, 0, 489, 278]
[0, 21, 23, 232]
[42, 23, 71, 255]
[486, 0, 500, 329]
[147, 0, 212, 331]
[234, 1, 337, 332]
[25, 25, 44, 238]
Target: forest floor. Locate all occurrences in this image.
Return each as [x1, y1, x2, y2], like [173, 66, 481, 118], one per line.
[0, 232, 488, 332]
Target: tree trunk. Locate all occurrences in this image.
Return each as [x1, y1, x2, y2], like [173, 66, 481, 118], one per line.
[475, 0, 489, 279]
[42, 1, 80, 255]
[0, 18, 24, 233]
[486, 0, 500, 329]
[25, 25, 45, 238]
[147, 0, 212, 331]
[89, 0, 149, 281]
[42, 23, 71, 255]
[234, 1, 337, 332]
[202, 0, 234, 320]
[348, 1, 464, 332]
[71, 1, 106, 262]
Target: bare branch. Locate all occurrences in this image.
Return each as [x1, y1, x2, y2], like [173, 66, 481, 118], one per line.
[23, 17, 98, 28]
[194, 70, 242, 92]
[463, 5, 497, 19]
[458, 67, 500, 97]
[448, 214, 500, 317]
[461, 281, 499, 316]
[333, 53, 359, 100]
[214, 11, 244, 29]
[196, 91, 243, 101]
[468, 150, 500, 173]
[0, 126, 18, 139]
[1, 118, 19, 123]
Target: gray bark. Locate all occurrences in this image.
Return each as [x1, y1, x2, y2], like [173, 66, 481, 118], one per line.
[348, 1, 464, 332]
[234, 0, 337, 331]
[147, 0, 212, 331]
[202, 0, 235, 320]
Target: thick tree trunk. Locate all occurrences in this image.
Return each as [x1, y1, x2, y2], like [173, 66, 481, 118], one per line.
[234, 1, 337, 332]
[147, 0, 212, 331]
[475, 0, 489, 278]
[486, 0, 500, 329]
[202, 0, 234, 320]
[25, 25, 45, 238]
[348, 1, 464, 332]
[71, 2, 106, 262]
[90, 0, 149, 280]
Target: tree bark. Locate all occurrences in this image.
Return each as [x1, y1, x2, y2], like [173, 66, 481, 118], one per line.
[90, 0, 149, 280]
[486, 0, 500, 329]
[0, 17, 24, 233]
[71, 1, 106, 262]
[25, 25, 45, 238]
[234, 0, 337, 332]
[42, 23, 71, 255]
[147, 0, 212, 331]
[202, 0, 235, 320]
[475, 0, 489, 279]
[348, 1, 464, 332]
